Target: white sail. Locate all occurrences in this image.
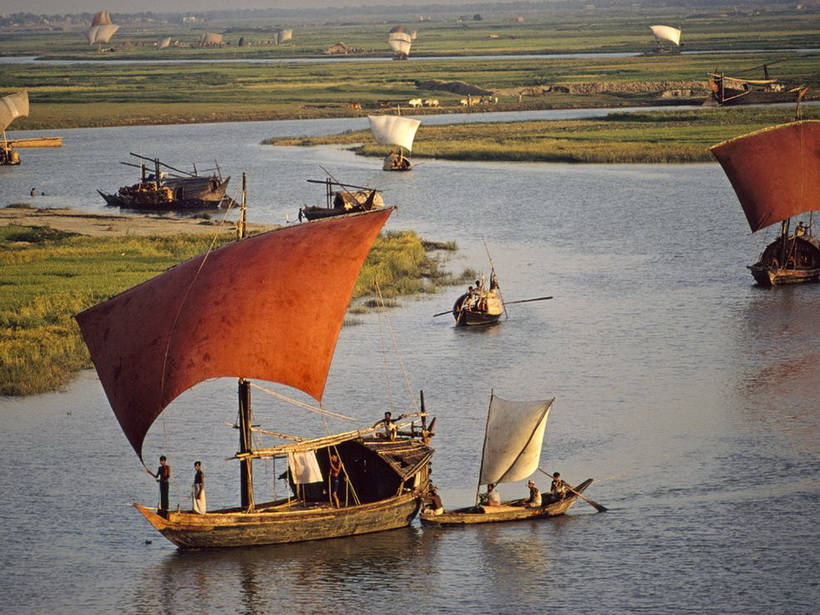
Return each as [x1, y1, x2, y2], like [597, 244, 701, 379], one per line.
[368, 115, 421, 152]
[0, 91, 29, 132]
[274, 29, 293, 45]
[388, 31, 412, 56]
[478, 395, 553, 485]
[87, 11, 119, 44]
[649, 25, 681, 46]
[200, 32, 224, 45]
[158, 37, 171, 50]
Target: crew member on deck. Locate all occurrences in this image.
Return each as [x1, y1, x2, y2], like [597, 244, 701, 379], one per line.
[522, 480, 541, 508]
[551, 472, 568, 501]
[147, 455, 171, 512]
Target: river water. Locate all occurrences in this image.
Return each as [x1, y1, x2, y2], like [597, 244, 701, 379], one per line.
[0, 113, 818, 614]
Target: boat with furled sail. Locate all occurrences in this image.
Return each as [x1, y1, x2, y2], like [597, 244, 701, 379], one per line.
[299, 175, 385, 221]
[710, 120, 820, 286]
[97, 152, 232, 211]
[1, 91, 62, 166]
[368, 115, 420, 171]
[706, 61, 808, 106]
[451, 269, 504, 327]
[420, 393, 595, 526]
[648, 25, 681, 54]
[75, 206, 436, 549]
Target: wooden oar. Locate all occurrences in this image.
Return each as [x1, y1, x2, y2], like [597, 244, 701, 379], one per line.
[538, 468, 608, 512]
[433, 308, 456, 317]
[503, 296, 553, 306]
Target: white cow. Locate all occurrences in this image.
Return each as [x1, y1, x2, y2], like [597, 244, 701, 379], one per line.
[423, 98, 439, 107]
[408, 98, 423, 108]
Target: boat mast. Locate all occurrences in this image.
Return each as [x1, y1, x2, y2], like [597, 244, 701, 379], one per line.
[238, 378, 255, 510]
[474, 390, 494, 507]
[236, 173, 254, 511]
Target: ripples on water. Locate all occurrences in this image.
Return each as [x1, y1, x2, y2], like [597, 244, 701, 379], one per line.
[0, 116, 817, 614]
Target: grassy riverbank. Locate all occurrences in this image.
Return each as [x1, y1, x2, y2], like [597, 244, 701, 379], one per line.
[0, 216, 464, 396]
[268, 106, 819, 164]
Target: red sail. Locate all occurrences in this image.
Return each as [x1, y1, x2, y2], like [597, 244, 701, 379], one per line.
[710, 120, 820, 233]
[76, 209, 393, 458]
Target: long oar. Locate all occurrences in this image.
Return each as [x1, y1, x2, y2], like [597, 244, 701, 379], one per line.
[504, 296, 553, 306]
[538, 468, 608, 512]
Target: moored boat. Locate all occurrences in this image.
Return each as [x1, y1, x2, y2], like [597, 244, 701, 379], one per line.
[98, 153, 232, 210]
[421, 393, 597, 526]
[1, 91, 28, 166]
[710, 120, 820, 286]
[706, 71, 808, 106]
[75, 206, 437, 549]
[299, 176, 385, 221]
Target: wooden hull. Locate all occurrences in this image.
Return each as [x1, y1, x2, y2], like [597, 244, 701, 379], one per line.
[453, 290, 504, 327]
[6, 136, 63, 148]
[749, 264, 820, 286]
[456, 309, 501, 327]
[707, 74, 803, 107]
[383, 154, 412, 171]
[748, 234, 820, 286]
[420, 479, 593, 526]
[98, 176, 232, 211]
[135, 488, 425, 549]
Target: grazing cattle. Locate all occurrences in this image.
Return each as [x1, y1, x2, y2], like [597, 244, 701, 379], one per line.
[408, 98, 423, 108]
[346, 102, 362, 110]
[423, 99, 439, 107]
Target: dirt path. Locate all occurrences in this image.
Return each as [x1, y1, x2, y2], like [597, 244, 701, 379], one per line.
[0, 206, 275, 237]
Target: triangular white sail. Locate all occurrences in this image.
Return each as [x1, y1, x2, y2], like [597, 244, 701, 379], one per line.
[0, 91, 29, 132]
[479, 395, 553, 485]
[158, 37, 171, 50]
[368, 115, 421, 152]
[649, 25, 681, 46]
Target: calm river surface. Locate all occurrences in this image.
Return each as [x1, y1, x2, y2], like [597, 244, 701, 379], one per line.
[0, 113, 818, 614]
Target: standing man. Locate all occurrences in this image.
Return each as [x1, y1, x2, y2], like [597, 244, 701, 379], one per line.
[192, 461, 206, 514]
[147, 455, 171, 512]
[329, 453, 343, 508]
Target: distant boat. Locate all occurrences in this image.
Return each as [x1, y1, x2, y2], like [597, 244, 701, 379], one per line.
[648, 25, 681, 53]
[710, 120, 820, 286]
[388, 29, 412, 60]
[368, 115, 420, 171]
[707, 63, 808, 106]
[97, 153, 232, 211]
[421, 392, 594, 526]
[75, 206, 437, 549]
[299, 176, 385, 221]
[1, 91, 62, 166]
[274, 29, 293, 45]
[87, 11, 119, 46]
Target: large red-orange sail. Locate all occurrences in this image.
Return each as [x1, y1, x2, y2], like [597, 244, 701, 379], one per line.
[710, 120, 820, 233]
[76, 209, 393, 458]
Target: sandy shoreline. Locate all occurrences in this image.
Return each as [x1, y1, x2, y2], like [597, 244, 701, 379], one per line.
[0, 206, 275, 237]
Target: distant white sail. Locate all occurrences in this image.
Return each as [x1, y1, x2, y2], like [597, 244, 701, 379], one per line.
[87, 11, 119, 44]
[368, 115, 421, 152]
[649, 25, 681, 46]
[158, 37, 171, 50]
[274, 29, 293, 45]
[0, 91, 29, 132]
[200, 32, 224, 45]
[388, 33, 412, 57]
[479, 395, 552, 485]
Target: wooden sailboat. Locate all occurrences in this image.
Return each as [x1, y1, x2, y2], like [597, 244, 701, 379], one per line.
[97, 153, 232, 211]
[75, 206, 436, 549]
[710, 120, 820, 286]
[648, 25, 681, 54]
[1, 91, 62, 165]
[706, 61, 808, 106]
[388, 29, 412, 60]
[421, 393, 593, 526]
[368, 115, 420, 171]
[299, 176, 385, 221]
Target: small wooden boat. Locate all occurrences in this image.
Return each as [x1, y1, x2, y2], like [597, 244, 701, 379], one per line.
[98, 153, 232, 211]
[75, 206, 437, 549]
[368, 115, 420, 171]
[421, 479, 593, 526]
[421, 393, 596, 527]
[706, 68, 808, 107]
[711, 120, 820, 286]
[1, 91, 62, 166]
[452, 270, 503, 327]
[299, 176, 385, 221]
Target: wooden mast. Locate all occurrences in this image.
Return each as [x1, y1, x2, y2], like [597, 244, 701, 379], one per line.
[236, 173, 254, 511]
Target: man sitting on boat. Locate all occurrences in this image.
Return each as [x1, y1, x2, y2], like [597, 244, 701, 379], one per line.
[374, 411, 399, 441]
[479, 483, 501, 507]
[522, 480, 542, 508]
[551, 472, 568, 501]
[425, 485, 445, 516]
